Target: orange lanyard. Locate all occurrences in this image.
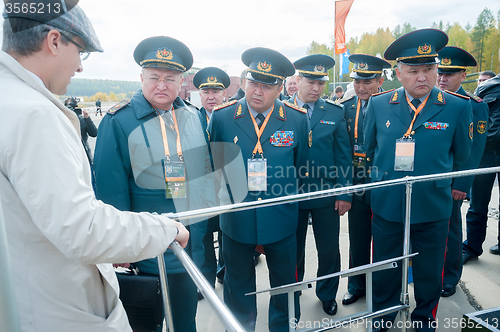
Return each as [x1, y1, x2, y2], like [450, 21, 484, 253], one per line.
[403, 94, 430, 137]
[354, 99, 362, 141]
[153, 106, 183, 162]
[249, 104, 275, 156]
[206, 112, 210, 124]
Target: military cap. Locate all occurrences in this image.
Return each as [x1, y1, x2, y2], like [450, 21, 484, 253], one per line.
[3, 0, 102, 52]
[134, 36, 193, 72]
[437, 46, 477, 73]
[384, 28, 448, 65]
[294, 54, 334, 81]
[241, 47, 295, 85]
[193, 67, 230, 90]
[349, 54, 391, 80]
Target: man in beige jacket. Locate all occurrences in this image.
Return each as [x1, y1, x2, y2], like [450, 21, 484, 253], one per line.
[0, 2, 188, 331]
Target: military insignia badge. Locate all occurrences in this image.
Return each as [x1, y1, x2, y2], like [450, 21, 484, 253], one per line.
[270, 131, 294, 147]
[386, 120, 391, 128]
[309, 130, 312, 147]
[320, 120, 335, 125]
[233, 136, 238, 144]
[477, 121, 487, 134]
[207, 76, 217, 83]
[314, 64, 325, 73]
[278, 106, 285, 120]
[441, 58, 452, 66]
[417, 43, 432, 55]
[235, 104, 243, 118]
[423, 122, 449, 130]
[257, 60, 272, 73]
[469, 122, 473, 139]
[107, 99, 130, 114]
[358, 62, 368, 70]
[391, 91, 398, 102]
[437, 92, 444, 103]
[156, 48, 173, 60]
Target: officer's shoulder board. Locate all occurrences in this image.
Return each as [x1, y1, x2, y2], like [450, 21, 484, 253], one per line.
[183, 99, 199, 111]
[338, 95, 355, 104]
[107, 100, 130, 115]
[372, 89, 395, 98]
[284, 101, 307, 113]
[213, 99, 237, 111]
[466, 91, 483, 103]
[325, 99, 344, 108]
[445, 90, 470, 100]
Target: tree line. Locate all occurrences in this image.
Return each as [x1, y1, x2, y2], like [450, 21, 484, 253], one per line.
[64, 78, 140, 102]
[308, 7, 500, 94]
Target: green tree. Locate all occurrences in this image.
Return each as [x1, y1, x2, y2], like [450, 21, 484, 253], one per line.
[392, 23, 416, 39]
[471, 8, 495, 71]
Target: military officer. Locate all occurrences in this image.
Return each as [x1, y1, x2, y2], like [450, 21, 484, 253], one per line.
[193, 66, 231, 287]
[341, 54, 391, 306]
[291, 54, 352, 316]
[364, 29, 472, 332]
[94, 36, 214, 332]
[208, 47, 310, 331]
[436, 46, 488, 297]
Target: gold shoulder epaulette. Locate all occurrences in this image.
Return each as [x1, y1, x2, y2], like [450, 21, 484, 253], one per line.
[325, 99, 344, 108]
[338, 95, 355, 103]
[372, 89, 395, 97]
[213, 99, 237, 111]
[284, 101, 306, 113]
[107, 100, 130, 115]
[466, 91, 483, 103]
[445, 90, 470, 100]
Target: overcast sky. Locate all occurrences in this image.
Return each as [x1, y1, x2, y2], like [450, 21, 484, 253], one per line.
[2, 0, 499, 81]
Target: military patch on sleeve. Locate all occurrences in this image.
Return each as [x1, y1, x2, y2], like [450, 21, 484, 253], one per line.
[466, 91, 483, 103]
[284, 101, 307, 113]
[469, 122, 473, 139]
[477, 120, 487, 134]
[445, 90, 469, 100]
[213, 99, 237, 111]
[107, 100, 130, 114]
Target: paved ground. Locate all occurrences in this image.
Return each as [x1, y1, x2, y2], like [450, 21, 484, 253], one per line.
[88, 102, 500, 331]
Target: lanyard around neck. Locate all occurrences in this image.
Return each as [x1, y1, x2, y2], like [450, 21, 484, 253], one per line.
[249, 103, 275, 157]
[354, 99, 362, 141]
[403, 94, 430, 138]
[153, 106, 183, 162]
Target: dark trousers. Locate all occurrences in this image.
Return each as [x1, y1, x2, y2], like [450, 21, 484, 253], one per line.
[297, 205, 340, 301]
[443, 199, 464, 286]
[372, 214, 448, 332]
[346, 197, 372, 296]
[463, 150, 500, 256]
[223, 233, 300, 332]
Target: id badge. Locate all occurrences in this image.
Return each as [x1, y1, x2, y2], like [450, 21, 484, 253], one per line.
[353, 144, 366, 167]
[248, 158, 267, 192]
[164, 161, 186, 198]
[394, 138, 415, 171]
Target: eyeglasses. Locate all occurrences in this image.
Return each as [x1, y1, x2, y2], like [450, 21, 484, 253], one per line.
[143, 76, 179, 86]
[59, 31, 90, 61]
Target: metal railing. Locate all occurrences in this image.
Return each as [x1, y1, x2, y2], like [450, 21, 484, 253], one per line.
[3, 167, 500, 331]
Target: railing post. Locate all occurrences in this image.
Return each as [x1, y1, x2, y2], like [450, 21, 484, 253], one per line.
[400, 179, 413, 331]
[0, 200, 21, 332]
[157, 253, 175, 332]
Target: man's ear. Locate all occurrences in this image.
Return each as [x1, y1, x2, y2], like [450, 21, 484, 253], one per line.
[45, 30, 63, 57]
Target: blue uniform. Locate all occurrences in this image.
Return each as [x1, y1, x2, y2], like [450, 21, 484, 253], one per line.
[365, 86, 472, 330]
[342, 94, 373, 298]
[443, 87, 488, 286]
[208, 98, 310, 331]
[94, 91, 214, 332]
[292, 95, 352, 303]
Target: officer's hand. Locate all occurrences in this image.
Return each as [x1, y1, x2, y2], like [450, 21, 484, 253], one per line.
[335, 200, 351, 216]
[452, 189, 467, 201]
[173, 222, 189, 248]
[82, 108, 90, 118]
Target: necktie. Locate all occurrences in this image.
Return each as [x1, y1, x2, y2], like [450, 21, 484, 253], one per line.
[304, 104, 312, 119]
[361, 102, 367, 116]
[410, 99, 421, 118]
[256, 113, 265, 128]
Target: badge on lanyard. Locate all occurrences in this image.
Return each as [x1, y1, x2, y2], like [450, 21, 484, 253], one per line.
[394, 137, 415, 171]
[353, 144, 366, 167]
[164, 161, 186, 198]
[248, 158, 267, 191]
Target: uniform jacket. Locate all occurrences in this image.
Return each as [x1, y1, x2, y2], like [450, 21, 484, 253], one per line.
[475, 74, 500, 153]
[289, 94, 352, 209]
[208, 98, 310, 244]
[94, 92, 215, 274]
[365, 86, 472, 223]
[0, 51, 179, 332]
[342, 94, 371, 202]
[451, 86, 488, 193]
